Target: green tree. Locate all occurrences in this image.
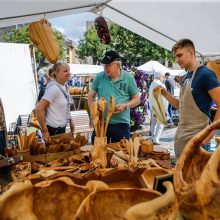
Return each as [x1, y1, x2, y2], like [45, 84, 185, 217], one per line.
[77, 24, 174, 66]
[3, 26, 67, 63]
[77, 26, 109, 64]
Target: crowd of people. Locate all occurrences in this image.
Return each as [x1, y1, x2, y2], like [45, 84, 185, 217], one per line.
[35, 38, 220, 158]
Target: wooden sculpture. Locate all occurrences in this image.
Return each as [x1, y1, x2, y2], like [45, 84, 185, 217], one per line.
[174, 119, 220, 219]
[124, 181, 177, 220]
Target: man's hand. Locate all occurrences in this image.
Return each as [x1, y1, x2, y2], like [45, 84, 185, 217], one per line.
[114, 103, 128, 114]
[154, 86, 166, 96]
[42, 130, 50, 142]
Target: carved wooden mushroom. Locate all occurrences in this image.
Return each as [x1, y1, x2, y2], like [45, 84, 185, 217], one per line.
[174, 119, 220, 219]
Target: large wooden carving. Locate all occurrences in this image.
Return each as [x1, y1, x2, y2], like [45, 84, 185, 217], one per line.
[174, 119, 220, 219]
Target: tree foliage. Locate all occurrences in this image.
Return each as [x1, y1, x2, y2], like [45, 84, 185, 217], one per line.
[77, 24, 174, 66]
[3, 26, 67, 63]
[77, 26, 108, 64]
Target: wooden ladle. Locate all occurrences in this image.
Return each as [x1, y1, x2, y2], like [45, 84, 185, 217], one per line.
[104, 96, 115, 136]
[98, 97, 107, 137]
[91, 101, 100, 137]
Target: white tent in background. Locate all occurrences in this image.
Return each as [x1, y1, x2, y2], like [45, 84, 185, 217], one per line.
[69, 64, 103, 75]
[0, 43, 37, 128]
[137, 61, 170, 75]
[137, 61, 185, 76]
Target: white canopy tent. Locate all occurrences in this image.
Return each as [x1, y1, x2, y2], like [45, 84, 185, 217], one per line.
[69, 64, 103, 76]
[137, 61, 186, 76]
[0, 0, 220, 57]
[0, 43, 37, 128]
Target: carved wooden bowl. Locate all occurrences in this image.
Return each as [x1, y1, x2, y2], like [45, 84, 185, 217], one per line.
[0, 177, 105, 220]
[75, 187, 161, 220]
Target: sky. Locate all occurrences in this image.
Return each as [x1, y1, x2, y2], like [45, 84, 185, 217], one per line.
[49, 12, 97, 44]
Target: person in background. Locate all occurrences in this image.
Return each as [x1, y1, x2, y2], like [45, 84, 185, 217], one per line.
[77, 76, 82, 88]
[36, 62, 75, 141]
[37, 66, 54, 102]
[174, 75, 181, 84]
[72, 76, 76, 87]
[164, 72, 174, 126]
[37, 69, 46, 91]
[149, 71, 168, 144]
[88, 50, 140, 143]
[160, 39, 220, 157]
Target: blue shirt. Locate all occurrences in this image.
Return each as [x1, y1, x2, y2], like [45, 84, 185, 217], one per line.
[181, 65, 220, 116]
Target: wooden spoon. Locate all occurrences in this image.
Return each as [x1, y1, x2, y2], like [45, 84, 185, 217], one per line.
[104, 96, 115, 136]
[133, 137, 140, 163]
[91, 101, 100, 137]
[129, 139, 134, 163]
[98, 97, 107, 137]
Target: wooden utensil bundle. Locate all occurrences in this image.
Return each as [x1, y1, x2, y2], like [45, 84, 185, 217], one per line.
[19, 131, 37, 150]
[91, 96, 115, 137]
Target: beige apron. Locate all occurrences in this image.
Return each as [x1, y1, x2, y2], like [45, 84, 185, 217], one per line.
[174, 67, 209, 157]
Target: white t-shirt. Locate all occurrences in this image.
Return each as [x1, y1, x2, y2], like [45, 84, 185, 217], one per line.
[42, 84, 68, 128]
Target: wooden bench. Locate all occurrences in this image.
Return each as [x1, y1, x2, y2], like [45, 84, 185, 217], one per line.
[66, 110, 93, 142]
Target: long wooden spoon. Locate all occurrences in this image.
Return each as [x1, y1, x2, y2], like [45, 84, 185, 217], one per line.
[104, 96, 115, 136]
[98, 97, 107, 137]
[91, 101, 100, 137]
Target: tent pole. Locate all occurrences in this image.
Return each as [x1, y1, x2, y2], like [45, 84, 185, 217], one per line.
[29, 44, 39, 95]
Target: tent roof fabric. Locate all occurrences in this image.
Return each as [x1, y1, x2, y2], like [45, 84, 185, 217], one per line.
[137, 60, 185, 76]
[0, 0, 220, 56]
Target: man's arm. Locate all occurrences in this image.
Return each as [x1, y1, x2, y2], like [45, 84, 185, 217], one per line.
[87, 89, 97, 110]
[161, 87, 179, 109]
[202, 86, 220, 145]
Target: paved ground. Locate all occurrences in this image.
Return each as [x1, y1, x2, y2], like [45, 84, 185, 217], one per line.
[137, 123, 177, 157]
[135, 113, 218, 157]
